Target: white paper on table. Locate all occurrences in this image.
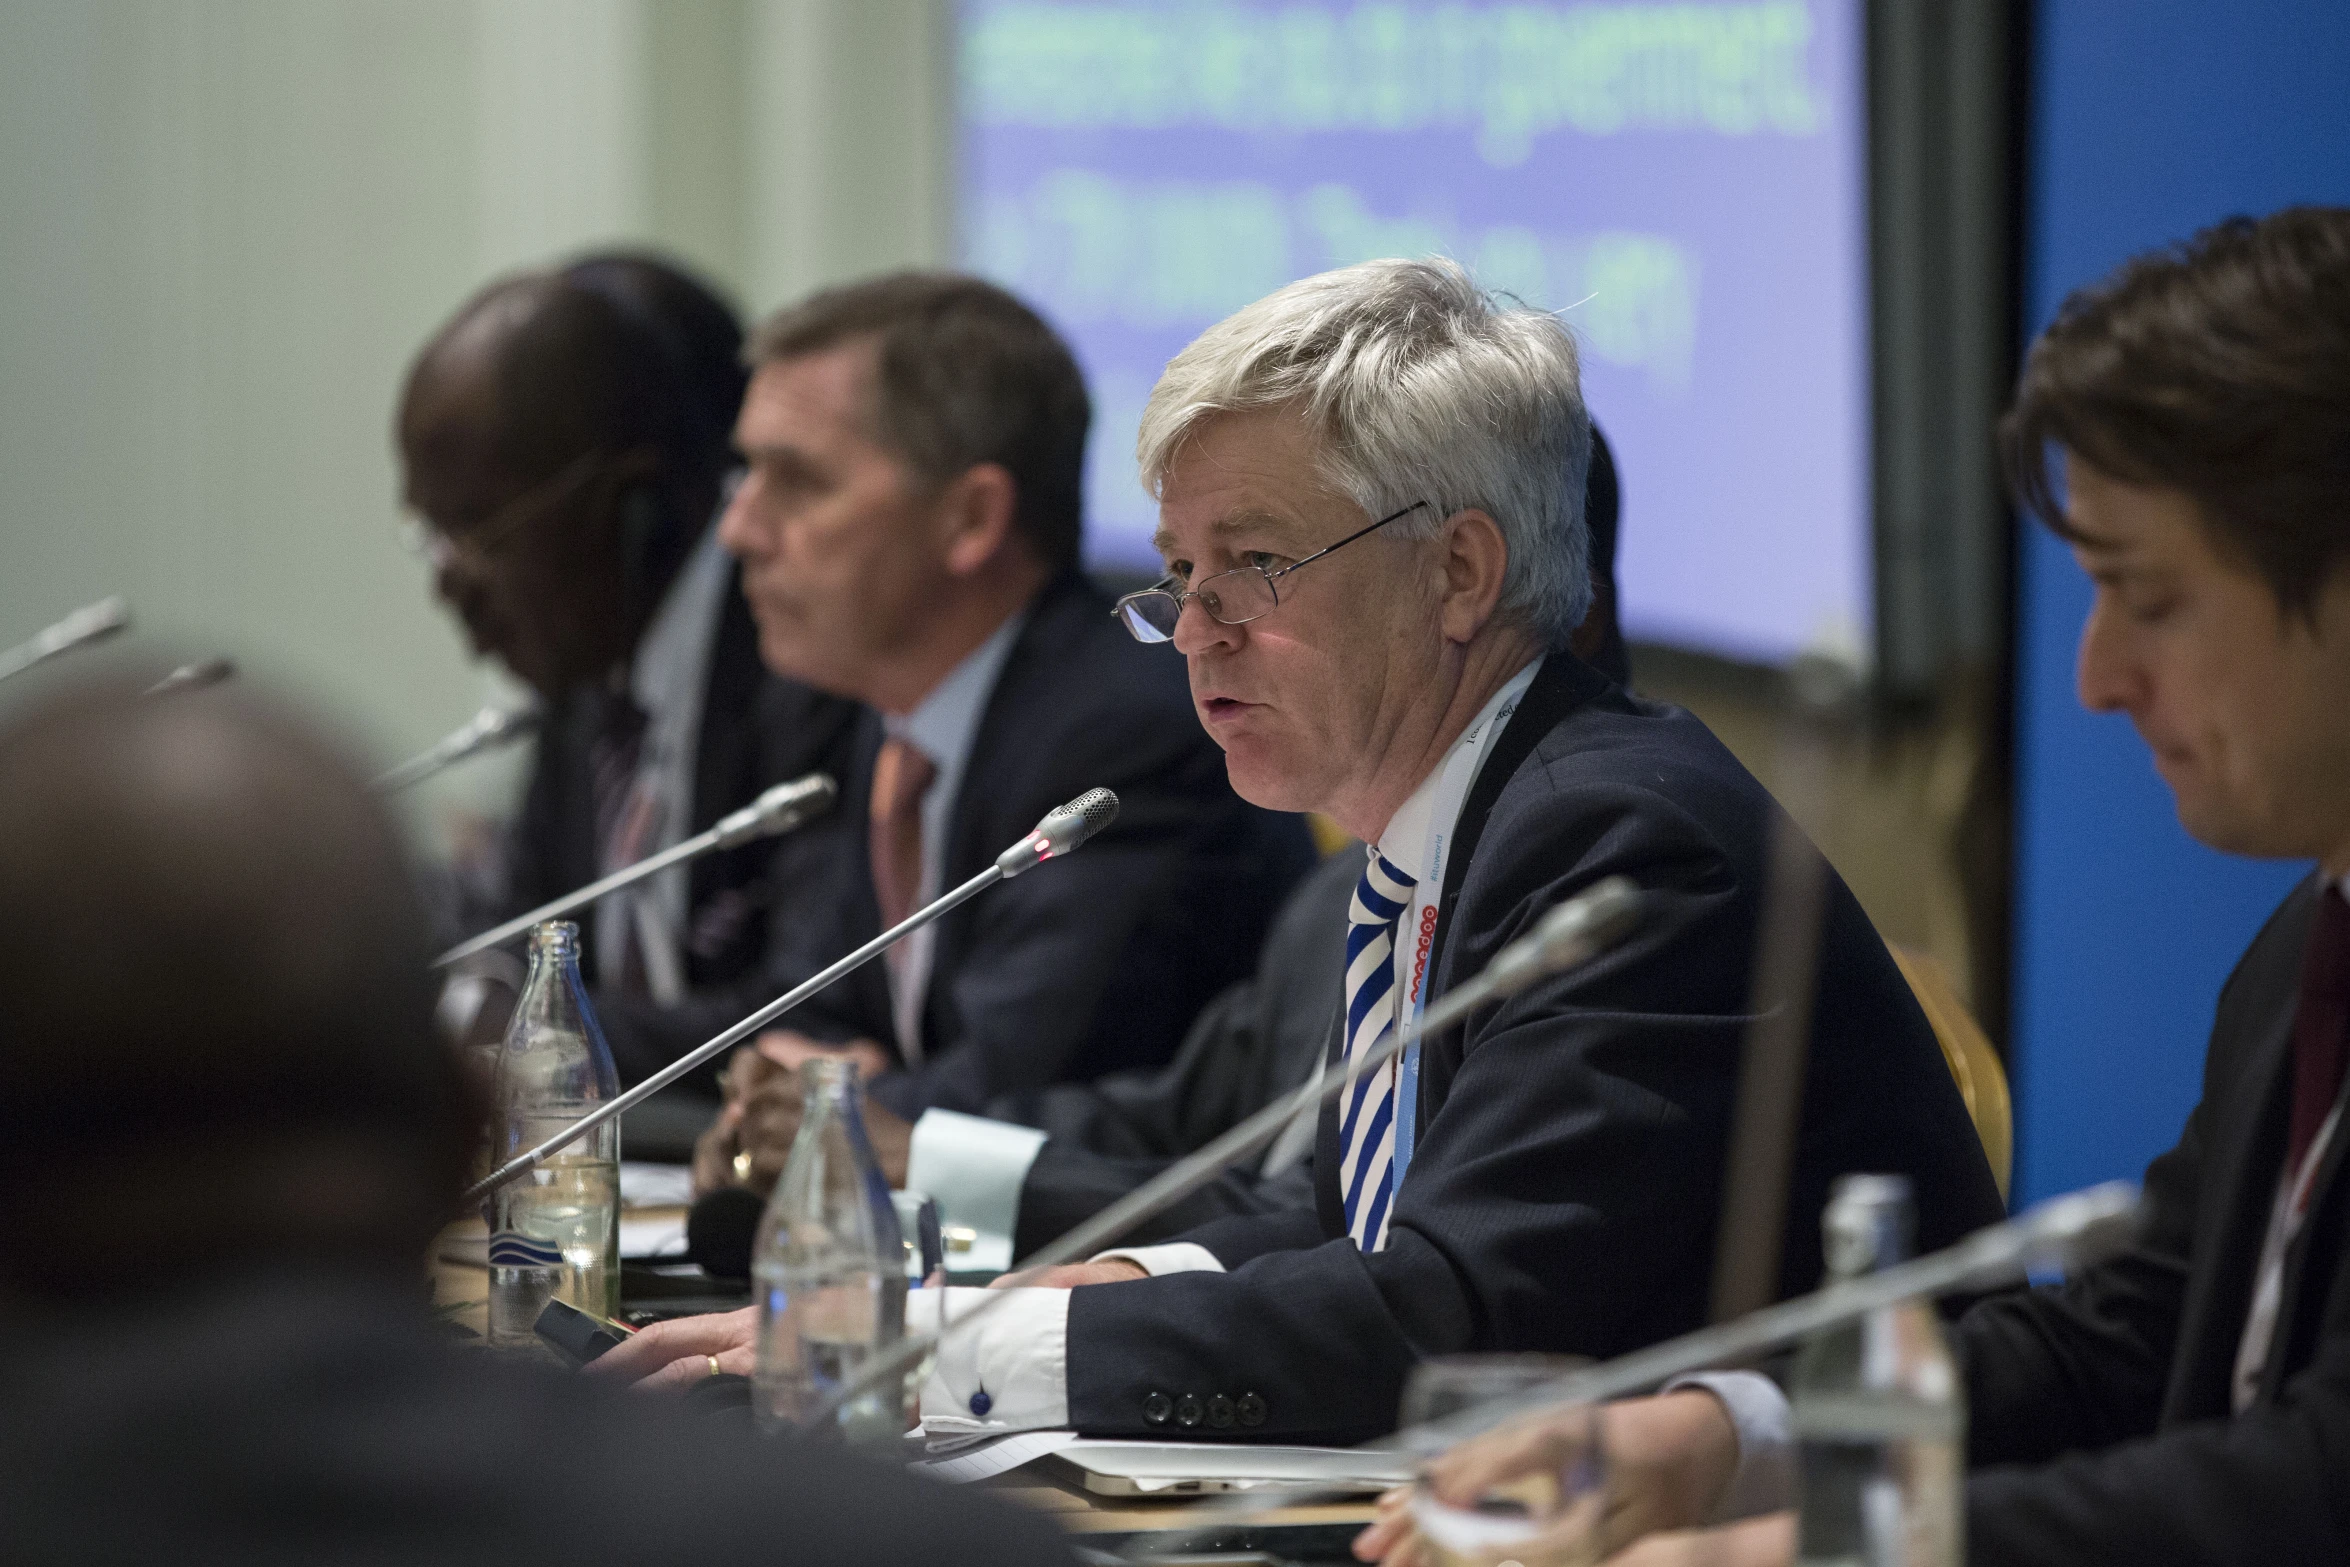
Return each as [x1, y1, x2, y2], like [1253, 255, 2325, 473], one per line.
[909, 1428, 1081, 1483]
[619, 1211, 689, 1258]
[619, 1161, 697, 1207]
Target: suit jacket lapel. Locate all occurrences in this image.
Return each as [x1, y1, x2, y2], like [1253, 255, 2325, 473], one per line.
[2167, 890, 2309, 1421]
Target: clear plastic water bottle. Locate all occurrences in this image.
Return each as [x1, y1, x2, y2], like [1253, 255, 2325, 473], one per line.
[751, 1057, 907, 1446]
[485, 920, 621, 1353]
[1792, 1174, 1964, 1567]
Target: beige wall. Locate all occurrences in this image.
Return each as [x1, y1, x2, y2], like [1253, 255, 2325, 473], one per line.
[0, 0, 951, 847]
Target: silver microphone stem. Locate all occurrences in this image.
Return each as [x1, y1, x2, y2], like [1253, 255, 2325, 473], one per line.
[461, 861, 1004, 1206]
[432, 772, 836, 969]
[1386, 1179, 2141, 1455]
[0, 596, 132, 684]
[801, 874, 1651, 1430]
[374, 704, 539, 794]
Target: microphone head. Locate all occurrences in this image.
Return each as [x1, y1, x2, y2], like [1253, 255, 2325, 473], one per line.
[996, 787, 1120, 877]
[1482, 876, 1647, 997]
[58, 595, 131, 649]
[712, 772, 839, 849]
[142, 658, 236, 699]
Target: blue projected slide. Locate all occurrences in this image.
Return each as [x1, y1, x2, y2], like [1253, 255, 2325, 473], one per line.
[958, 0, 1869, 665]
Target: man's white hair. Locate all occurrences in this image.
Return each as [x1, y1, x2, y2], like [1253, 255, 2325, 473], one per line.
[1138, 257, 1593, 646]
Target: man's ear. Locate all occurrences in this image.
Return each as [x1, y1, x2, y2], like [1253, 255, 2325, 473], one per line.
[1437, 507, 1511, 644]
[939, 462, 1024, 578]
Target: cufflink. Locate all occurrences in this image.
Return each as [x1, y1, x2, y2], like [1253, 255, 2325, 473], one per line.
[968, 1390, 993, 1417]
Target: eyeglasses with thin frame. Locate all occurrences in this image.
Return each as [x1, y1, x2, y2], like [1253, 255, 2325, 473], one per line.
[399, 450, 612, 570]
[1113, 500, 1430, 644]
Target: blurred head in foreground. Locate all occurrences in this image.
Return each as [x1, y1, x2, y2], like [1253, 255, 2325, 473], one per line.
[2005, 205, 2350, 869]
[0, 680, 468, 1301]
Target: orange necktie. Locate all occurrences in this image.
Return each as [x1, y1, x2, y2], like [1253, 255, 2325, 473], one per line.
[869, 735, 938, 934]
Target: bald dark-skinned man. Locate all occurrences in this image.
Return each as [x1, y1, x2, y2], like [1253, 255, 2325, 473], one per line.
[399, 253, 859, 1102]
[0, 677, 1071, 1567]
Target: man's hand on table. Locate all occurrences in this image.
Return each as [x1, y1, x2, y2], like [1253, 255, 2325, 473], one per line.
[690, 1032, 910, 1198]
[586, 1306, 758, 1390]
[1353, 1389, 1747, 1566]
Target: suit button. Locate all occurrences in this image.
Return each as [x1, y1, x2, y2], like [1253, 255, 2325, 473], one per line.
[1207, 1395, 1236, 1429]
[1176, 1394, 1205, 1428]
[1236, 1392, 1267, 1428]
[1143, 1392, 1173, 1426]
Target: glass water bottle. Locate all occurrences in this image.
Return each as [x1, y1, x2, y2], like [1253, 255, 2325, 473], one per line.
[1792, 1174, 1964, 1567]
[751, 1058, 907, 1446]
[485, 920, 621, 1352]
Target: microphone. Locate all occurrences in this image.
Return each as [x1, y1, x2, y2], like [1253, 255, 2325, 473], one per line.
[142, 658, 235, 698]
[995, 786, 1118, 876]
[0, 596, 131, 684]
[434, 772, 839, 968]
[800, 873, 1653, 1430]
[460, 788, 1123, 1205]
[374, 703, 540, 794]
[1386, 1179, 2142, 1455]
[1122, 1180, 2140, 1559]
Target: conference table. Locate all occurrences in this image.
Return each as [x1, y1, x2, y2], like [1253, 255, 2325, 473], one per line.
[432, 1215, 1381, 1563]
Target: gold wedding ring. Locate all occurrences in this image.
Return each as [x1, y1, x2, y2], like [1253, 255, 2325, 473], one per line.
[732, 1148, 753, 1185]
[707, 1354, 721, 1379]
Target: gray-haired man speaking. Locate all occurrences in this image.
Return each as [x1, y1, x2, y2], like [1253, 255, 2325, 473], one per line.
[598, 259, 2002, 1445]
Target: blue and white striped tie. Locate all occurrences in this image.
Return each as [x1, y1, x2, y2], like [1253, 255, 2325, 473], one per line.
[1338, 847, 1417, 1250]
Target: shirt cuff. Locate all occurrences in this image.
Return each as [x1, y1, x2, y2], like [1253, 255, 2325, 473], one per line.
[1092, 1241, 1226, 1277]
[905, 1109, 1048, 1276]
[1664, 1371, 1794, 1522]
[908, 1286, 1069, 1432]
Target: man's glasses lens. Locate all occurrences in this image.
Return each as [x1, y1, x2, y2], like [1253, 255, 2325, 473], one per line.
[1115, 567, 1281, 644]
[1118, 594, 1181, 643]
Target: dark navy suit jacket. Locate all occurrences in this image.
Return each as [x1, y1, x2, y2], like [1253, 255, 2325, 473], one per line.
[763, 570, 1316, 1119]
[1962, 874, 2350, 1565]
[1063, 652, 2004, 1444]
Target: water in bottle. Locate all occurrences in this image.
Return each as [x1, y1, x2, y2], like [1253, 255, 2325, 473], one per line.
[751, 1057, 907, 1446]
[1792, 1174, 1964, 1567]
[485, 920, 621, 1353]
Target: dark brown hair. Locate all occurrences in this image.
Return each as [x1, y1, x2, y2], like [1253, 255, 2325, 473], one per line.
[2002, 206, 2350, 618]
[749, 272, 1090, 572]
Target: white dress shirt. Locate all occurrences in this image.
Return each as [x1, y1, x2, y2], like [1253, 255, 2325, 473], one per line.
[905, 660, 1541, 1434]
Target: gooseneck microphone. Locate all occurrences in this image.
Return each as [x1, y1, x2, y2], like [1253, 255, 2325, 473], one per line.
[1129, 1178, 2143, 1553]
[142, 658, 236, 698]
[374, 703, 541, 794]
[802, 873, 1653, 1430]
[434, 772, 839, 969]
[1386, 1178, 2140, 1456]
[459, 788, 1123, 1206]
[0, 597, 131, 684]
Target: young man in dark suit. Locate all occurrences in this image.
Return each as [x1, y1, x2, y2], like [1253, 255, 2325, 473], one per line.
[1370, 208, 2350, 1567]
[398, 254, 860, 1101]
[599, 260, 2001, 1433]
[687, 273, 1312, 1168]
[0, 679, 1071, 1567]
